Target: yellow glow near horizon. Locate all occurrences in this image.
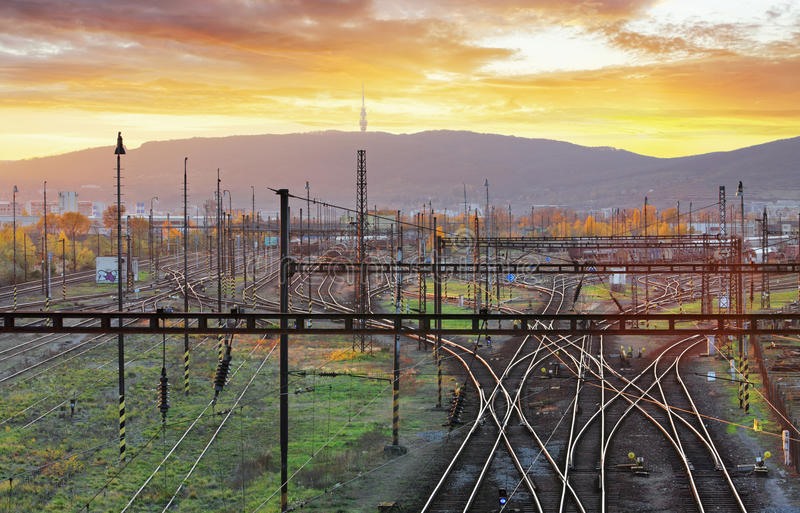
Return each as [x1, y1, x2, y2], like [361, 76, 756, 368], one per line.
[0, 1, 797, 160]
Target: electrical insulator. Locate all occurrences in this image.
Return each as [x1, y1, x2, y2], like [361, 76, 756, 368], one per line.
[159, 368, 170, 417]
[214, 345, 232, 396]
[573, 280, 583, 304]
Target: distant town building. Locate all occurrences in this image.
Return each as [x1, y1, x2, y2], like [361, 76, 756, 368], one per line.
[372, 210, 397, 233]
[58, 191, 79, 213]
[27, 200, 60, 216]
[0, 201, 14, 216]
[78, 201, 93, 217]
[92, 202, 105, 218]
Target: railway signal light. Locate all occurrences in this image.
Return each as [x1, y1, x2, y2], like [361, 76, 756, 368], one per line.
[498, 488, 508, 507]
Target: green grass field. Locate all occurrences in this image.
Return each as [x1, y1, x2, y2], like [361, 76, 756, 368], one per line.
[0, 330, 453, 512]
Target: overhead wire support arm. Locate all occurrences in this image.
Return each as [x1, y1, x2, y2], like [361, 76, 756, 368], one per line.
[287, 260, 800, 275]
[5, 311, 800, 336]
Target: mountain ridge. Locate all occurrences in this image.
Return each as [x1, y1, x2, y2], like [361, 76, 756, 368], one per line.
[1, 130, 797, 212]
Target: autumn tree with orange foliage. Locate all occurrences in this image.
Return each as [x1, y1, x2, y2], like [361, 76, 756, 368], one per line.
[59, 212, 91, 271]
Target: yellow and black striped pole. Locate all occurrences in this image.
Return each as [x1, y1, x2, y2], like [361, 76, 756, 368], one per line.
[119, 394, 126, 461]
[115, 132, 127, 464]
[307, 269, 313, 326]
[217, 333, 225, 361]
[44, 295, 51, 326]
[13, 285, 17, 312]
[391, 223, 403, 449]
[743, 358, 750, 413]
[737, 357, 744, 409]
[183, 333, 190, 396]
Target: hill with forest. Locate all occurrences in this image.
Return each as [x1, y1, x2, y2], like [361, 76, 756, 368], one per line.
[1, 131, 798, 213]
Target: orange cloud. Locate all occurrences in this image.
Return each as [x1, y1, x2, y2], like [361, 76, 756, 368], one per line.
[0, 1, 797, 159]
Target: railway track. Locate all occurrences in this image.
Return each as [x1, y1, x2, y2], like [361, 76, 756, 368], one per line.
[404, 261, 768, 513]
[0, 232, 788, 512]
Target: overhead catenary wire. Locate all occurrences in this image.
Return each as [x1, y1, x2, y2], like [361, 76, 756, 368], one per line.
[160, 340, 277, 511]
[120, 338, 275, 512]
[11, 335, 172, 429]
[7, 323, 216, 430]
[250, 361, 399, 512]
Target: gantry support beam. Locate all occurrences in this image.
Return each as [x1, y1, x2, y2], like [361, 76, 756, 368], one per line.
[441, 235, 740, 251]
[2, 311, 799, 336]
[289, 261, 800, 275]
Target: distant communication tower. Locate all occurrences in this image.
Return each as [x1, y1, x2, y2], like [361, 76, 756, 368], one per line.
[359, 85, 368, 132]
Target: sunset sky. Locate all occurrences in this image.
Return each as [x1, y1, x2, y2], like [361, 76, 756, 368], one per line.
[1, 0, 798, 161]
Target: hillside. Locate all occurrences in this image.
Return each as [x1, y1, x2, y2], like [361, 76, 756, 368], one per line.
[1, 131, 798, 212]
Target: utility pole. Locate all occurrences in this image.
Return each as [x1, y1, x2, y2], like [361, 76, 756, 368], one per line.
[243, 214, 248, 303]
[737, 181, 744, 238]
[114, 132, 126, 462]
[216, 170, 222, 314]
[251, 185, 256, 295]
[761, 208, 770, 309]
[719, 186, 729, 321]
[508, 203, 512, 238]
[149, 197, 158, 281]
[474, 212, 480, 313]
[166, 213, 171, 256]
[484, 178, 490, 238]
[277, 188, 290, 513]
[228, 212, 234, 305]
[183, 157, 190, 395]
[43, 181, 49, 299]
[60, 238, 66, 300]
[463, 184, 468, 222]
[306, 181, 311, 317]
[126, 217, 133, 293]
[643, 196, 648, 236]
[355, 150, 368, 352]
[434, 217, 442, 409]
[12, 185, 17, 311]
[387, 216, 405, 454]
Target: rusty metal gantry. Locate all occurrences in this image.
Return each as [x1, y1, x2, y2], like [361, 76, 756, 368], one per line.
[354, 149, 370, 352]
[1, 311, 799, 337]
